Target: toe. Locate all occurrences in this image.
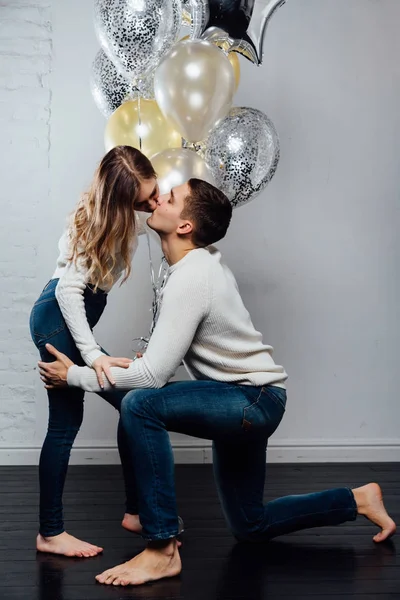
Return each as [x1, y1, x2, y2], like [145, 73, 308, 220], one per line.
[373, 528, 393, 543]
[105, 573, 117, 585]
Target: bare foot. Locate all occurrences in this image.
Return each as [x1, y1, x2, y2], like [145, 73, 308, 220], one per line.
[36, 532, 103, 558]
[121, 514, 183, 547]
[122, 513, 142, 534]
[121, 513, 142, 533]
[352, 483, 397, 543]
[95, 539, 181, 586]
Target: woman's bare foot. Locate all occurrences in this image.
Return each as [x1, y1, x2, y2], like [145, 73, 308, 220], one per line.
[95, 539, 181, 586]
[121, 514, 183, 547]
[36, 532, 103, 558]
[352, 483, 397, 543]
[121, 513, 142, 534]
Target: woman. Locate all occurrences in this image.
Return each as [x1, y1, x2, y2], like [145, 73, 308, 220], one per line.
[30, 145, 159, 557]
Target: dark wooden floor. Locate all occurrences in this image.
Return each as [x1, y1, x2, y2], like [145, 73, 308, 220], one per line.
[0, 463, 399, 600]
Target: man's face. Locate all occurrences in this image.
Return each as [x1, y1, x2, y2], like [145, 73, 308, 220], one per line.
[147, 182, 192, 235]
[134, 177, 159, 212]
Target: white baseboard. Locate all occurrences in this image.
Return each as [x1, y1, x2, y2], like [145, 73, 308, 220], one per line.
[0, 439, 399, 465]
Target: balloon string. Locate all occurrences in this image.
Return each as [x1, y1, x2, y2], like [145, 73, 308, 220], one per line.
[133, 231, 168, 353]
[138, 92, 142, 151]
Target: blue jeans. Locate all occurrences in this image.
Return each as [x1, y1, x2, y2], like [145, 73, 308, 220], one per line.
[120, 381, 357, 542]
[29, 279, 138, 536]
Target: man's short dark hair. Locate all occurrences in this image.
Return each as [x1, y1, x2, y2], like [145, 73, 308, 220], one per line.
[181, 178, 232, 247]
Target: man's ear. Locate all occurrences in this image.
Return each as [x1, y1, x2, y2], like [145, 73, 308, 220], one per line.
[177, 220, 193, 236]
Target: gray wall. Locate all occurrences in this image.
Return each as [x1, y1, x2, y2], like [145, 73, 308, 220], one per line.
[0, 0, 399, 463]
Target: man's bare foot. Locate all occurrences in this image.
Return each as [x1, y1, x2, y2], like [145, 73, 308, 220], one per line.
[36, 532, 103, 558]
[95, 539, 181, 586]
[352, 483, 397, 543]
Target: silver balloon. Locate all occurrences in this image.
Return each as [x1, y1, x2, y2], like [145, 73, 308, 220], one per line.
[136, 70, 155, 100]
[151, 148, 216, 194]
[182, 0, 210, 39]
[90, 49, 133, 118]
[201, 0, 286, 64]
[204, 107, 280, 208]
[94, 0, 182, 81]
[154, 39, 235, 143]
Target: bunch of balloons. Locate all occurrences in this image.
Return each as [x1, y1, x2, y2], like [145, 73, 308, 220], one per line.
[91, 0, 286, 208]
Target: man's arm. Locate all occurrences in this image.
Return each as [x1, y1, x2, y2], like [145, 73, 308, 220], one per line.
[66, 268, 209, 392]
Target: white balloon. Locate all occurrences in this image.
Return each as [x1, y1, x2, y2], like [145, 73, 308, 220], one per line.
[151, 148, 216, 194]
[154, 40, 235, 142]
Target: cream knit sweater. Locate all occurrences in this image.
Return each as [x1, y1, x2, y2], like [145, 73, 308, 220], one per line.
[52, 213, 145, 366]
[68, 246, 288, 391]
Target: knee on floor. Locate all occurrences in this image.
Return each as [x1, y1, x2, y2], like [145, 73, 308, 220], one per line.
[229, 517, 267, 544]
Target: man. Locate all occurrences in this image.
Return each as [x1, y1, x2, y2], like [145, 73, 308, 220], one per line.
[40, 178, 396, 587]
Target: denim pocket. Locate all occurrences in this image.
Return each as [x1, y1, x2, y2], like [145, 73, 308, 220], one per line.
[267, 386, 287, 410]
[242, 386, 286, 437]
[30, 297, 66, 343]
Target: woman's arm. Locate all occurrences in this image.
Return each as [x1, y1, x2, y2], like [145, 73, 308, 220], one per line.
[55, 258, 105, 367]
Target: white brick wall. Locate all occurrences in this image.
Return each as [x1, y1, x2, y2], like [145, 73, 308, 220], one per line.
[0, 1, 52, 445]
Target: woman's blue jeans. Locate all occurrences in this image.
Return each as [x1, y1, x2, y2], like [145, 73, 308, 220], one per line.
[29, 279, 138, 537]
[120, 382, 357, 542]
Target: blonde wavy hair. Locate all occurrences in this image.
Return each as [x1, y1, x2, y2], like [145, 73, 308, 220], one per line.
[69, 146, 156, 290]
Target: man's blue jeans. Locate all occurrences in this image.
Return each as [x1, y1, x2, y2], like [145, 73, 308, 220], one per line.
[121, 381, 357, 542]
[30, 279, 138, 536]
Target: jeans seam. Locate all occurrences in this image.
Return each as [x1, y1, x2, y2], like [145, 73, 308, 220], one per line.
[264, 506, 357, 532]
[40, 426, 70, 537]
[143, 397, 163, 537]
[141, 530, 179, 541]
[243, 387, 264, 425]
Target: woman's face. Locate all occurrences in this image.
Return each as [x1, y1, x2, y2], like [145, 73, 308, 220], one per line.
[134, 177, 160, 213]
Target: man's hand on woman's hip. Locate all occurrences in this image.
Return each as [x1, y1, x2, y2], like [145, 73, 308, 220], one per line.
[38, 343, 73, 389]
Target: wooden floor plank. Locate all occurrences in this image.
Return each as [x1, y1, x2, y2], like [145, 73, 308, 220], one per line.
[0, 464, 398, 599]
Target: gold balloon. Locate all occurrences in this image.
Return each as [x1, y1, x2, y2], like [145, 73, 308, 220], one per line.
[180, 35, 240, 91]
[225, 49, 240, 92]
[104, 99, 182, 158]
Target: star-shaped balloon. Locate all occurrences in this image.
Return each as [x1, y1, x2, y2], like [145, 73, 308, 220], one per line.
[201, 0, 287, 65]
[182, 0, 210, 39]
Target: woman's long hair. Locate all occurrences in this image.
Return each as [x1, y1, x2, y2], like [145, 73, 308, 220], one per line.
[69, 146, 156, 290]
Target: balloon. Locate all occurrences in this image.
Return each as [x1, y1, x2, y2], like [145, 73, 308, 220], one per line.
[151, 148, 216, 194]
[182, 0, 209, 39]
[220, 45, 240, 91]
[104, 99, 182, 158]
[90, 49, 133, 118]
[204, 107, 280, 208]
[154, 39, 235, 143]
[181, 35, 241, 91]
[201, 0, 287, 65]
[135, 70, 155, 101]
[94, 0, 182, 81]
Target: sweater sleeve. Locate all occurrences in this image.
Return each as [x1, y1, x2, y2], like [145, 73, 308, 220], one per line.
[55, 258, 105, 367]
[67, 266, 210, 392]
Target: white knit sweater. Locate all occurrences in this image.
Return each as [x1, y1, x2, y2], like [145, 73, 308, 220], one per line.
[68, 246, 288, 391]
[52, 212, 146, 366]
